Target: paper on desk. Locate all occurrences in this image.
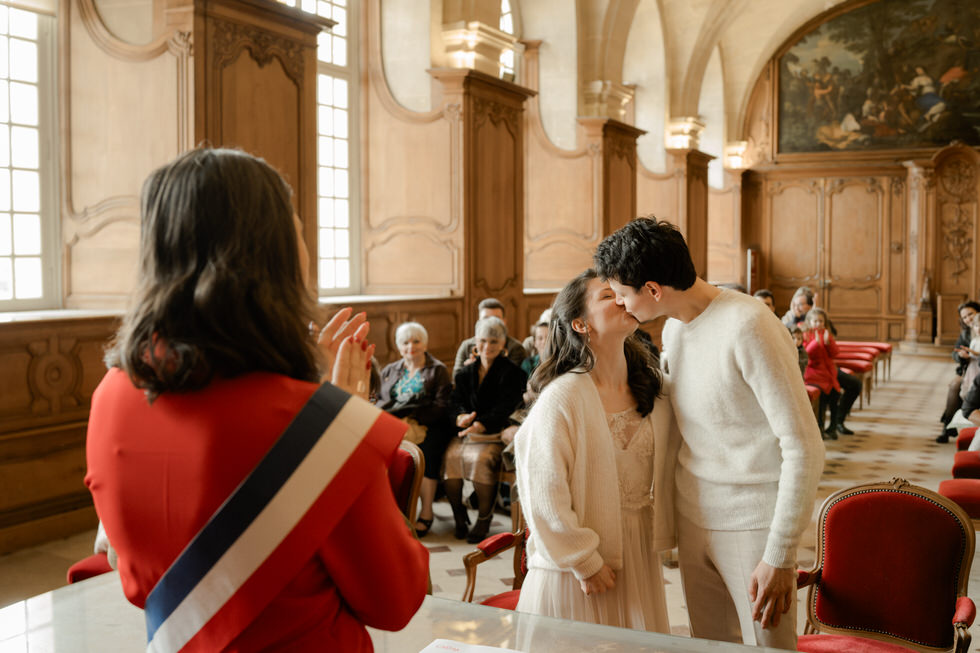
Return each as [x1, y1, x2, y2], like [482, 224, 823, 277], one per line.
[420, 639, 523, 653]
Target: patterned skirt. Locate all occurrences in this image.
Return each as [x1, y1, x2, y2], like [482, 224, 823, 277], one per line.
[442, 435, 504, 485]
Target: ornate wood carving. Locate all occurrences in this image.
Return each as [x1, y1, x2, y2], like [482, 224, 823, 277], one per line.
[26, 336, 82, 415]
[941, 203, 973, 281]
[211, 16, 304, 86]
[472, 96, 520, 135]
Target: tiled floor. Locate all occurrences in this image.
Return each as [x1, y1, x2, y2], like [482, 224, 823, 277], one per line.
[3, 351, 979, 644]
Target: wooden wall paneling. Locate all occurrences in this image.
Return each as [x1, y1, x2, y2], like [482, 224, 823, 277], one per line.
[742, 172, 764, 293]
[824, 177, 884, 317]
[637, 163, 681, 226]
[431, 69, 534, 341]
[932, 146, 980, 344]
[522, 40, 596, 290]
[765, 178, 821, 309]
[887, 177, 907, 319]
[62, 0, 191, 308]
[592, 119, 643, 235]
[707, 170, 743, 284]
[902, 162, 936, 343]
[666, 149, 712, 278]
[0, 315, 117, 553]
[193, 0, 328, 284]
[362, 0, 459, 294]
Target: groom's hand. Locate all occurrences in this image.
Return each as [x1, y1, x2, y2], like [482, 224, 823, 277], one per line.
[749, 561, 795, 629]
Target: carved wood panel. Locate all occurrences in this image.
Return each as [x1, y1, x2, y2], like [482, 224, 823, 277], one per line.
[935, 152, 979, 302]
[825, 178, 883, 315]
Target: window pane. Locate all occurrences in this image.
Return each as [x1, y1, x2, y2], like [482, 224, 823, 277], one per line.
[335, 259, 349, 288]
[318, 166, 333, 197]
[502, 0, 511, 13]
[500, 14, 513, 34]
[317, 105, 332, 136]
[318, 257, 334, 289]
[333, 0, 346, 7]
[333, 78, 347, 108]
[11, 126, 37, 169]
[334, 199, 348, 228]
[13, 213, 38, 254]
[13, 255, 40, 298]
[0, 82, 8, 123]
[331, 7, 346, 36]
[334, 229, 348, 257]
[317, 31, 331, 64]
[318, 227, 334, 258]
[9, 39, 36, 83]
[0, 125, 9, 167]
[8, 9, 36, 40]
[0, 6, 9, 34]
[318, 135, 333, 167]
[301, 0, 316, 11]
[317, 73, 333, 105]
[0, 169, 10, 211]
[500, 49, 514, 69]
[333, 138, 347, 167]
[318, 196, 333, 227]
[0, 257, 11, 299]
[332, 36, 346, 66]
[334, 169, 348, 198]
[0, 213, 10, 255]
[0, 36, 8, 79]
[10, 82, 37, 126]
[333, 108, 347, 138]
[11, 169, 38, 211]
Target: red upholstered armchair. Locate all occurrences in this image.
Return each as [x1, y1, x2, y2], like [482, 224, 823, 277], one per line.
[461, 527, 528, 610]
[797, 478, 976, 653]
[388, 440, 424, 523]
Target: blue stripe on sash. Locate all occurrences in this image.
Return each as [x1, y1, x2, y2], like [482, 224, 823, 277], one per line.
[144, 382, 351, 640]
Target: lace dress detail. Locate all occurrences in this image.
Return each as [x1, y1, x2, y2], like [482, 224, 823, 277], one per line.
[606, 408, 655, 511]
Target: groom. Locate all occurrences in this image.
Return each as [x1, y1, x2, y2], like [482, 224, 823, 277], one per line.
[594, 218, 824, 649]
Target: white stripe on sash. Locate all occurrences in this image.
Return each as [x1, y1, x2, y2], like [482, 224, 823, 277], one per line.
[147, 398, 381, 653]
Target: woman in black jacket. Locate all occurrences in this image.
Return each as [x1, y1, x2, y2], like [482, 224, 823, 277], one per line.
[444, 316, 527, 543]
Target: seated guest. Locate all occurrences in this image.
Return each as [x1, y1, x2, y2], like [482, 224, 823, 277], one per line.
[521, 320, 550, 377]
[85, 148, 427, 653]
[781, 286, 816, 330]
[445, 316, 527, 543]
[938, 301, 980, 442]
[523, 308, 552, 357]
[792, 327, 808, 377]
[453, 298, 527, 375]
[753, 288, 777, 315]
[803, 308, 848, 439]
[375, 322, 453, 537]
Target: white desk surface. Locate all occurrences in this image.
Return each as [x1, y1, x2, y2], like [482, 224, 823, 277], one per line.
[0, 573, 788, 652]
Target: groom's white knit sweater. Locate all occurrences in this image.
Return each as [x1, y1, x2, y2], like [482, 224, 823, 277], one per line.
[662, 289, 825, 568]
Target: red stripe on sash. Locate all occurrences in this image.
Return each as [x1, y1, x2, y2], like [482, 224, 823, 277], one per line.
[178, 409, 406, 652]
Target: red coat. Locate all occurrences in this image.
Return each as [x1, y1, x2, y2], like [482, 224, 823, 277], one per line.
[804, 330, 841, 394]
[86, 368, 428, 652]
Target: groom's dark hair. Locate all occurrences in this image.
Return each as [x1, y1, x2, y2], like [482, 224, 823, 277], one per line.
[594, 217, 697, 291]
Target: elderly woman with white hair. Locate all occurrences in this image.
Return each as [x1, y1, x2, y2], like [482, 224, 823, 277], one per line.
[375, 321, 453, 537]
[445, 315, 527, 543]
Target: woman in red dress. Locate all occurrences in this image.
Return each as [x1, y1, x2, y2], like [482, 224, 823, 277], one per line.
[85, 148, 428, 652]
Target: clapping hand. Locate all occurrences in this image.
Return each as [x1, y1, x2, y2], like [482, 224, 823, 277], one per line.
[312, 307, 374, 399]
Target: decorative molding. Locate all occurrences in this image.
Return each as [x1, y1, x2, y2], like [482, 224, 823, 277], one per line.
[606, 131, 636, 164]
[939, 157, 977, 200]
[941, 202, 974, 281]
[211, 16, 303, 85]
[767, 179, 820, 197]
[77, 0, 179, 62]
[25, 335, 82, 416]
[473, 96, 519, 135]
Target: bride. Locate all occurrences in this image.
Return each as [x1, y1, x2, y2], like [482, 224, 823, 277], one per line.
[514, 269, 677, 632]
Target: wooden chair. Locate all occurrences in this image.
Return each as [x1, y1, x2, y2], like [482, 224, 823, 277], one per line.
[388, 440, 424, 523]
[797, 478, 975, 653]
[461, 525, 528, 610]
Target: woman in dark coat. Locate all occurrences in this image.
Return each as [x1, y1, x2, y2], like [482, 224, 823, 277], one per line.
[444, 315, 527, 543]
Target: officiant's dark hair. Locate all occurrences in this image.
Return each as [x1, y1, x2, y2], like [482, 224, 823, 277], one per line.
[106, 147, 320, 399]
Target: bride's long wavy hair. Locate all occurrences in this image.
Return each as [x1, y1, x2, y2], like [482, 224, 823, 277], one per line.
[528, 269, 662, 416]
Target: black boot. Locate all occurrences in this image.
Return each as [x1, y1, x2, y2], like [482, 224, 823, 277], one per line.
[835, 422, 854, 435]
[936, 427, 957, 444]
[467, 512, 493, 544]
[451, 503, 470, 539]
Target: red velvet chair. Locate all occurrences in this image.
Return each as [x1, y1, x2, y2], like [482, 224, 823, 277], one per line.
[66, 552, 114, 584]
[836, 359, 873, 409]
[838, 341, 893, 381]
[957, 427, 978, 451]
[952, 451, 980, 479]
[461, 527, 528, 609]
[797, 478, 975, 653]
[388, 440, 424, 523]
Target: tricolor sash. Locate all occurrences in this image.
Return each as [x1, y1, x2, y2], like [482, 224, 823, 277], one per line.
[143, 382, 407, 653]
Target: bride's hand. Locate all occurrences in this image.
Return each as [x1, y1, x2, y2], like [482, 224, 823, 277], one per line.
[579, 564, 615, 595]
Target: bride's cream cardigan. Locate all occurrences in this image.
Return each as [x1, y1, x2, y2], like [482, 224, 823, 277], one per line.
[514, 371, 679, 581]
